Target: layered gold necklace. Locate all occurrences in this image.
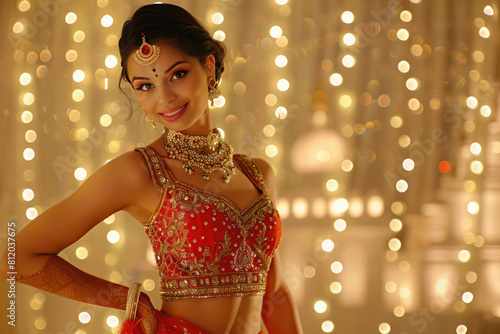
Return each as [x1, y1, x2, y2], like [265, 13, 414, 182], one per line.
[163, 128, 236, 183]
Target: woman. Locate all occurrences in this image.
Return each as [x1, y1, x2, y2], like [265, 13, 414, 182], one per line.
[1, 3, 302, 334]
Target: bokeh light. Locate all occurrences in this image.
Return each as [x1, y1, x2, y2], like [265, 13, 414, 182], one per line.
[314, 300, 327, 313]
[78, 312, 91, 324]
[341, 11, 354, 24]
[211, 12, 224, 24]
[329, 73, 343, 86]
[270, 25, 283, 38]
[322, 321, 335, 333]
[101, 15, 113, 27]
[379, 322, 391, 334]
[322, 239, 335, 252]
[65, 12, 77, 24]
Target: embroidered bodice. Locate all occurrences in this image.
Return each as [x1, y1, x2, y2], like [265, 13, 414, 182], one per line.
[135, 146, 282, 301]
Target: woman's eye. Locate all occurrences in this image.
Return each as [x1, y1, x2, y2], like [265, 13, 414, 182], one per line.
[136, 83, 153, 91]
[172, 70, 188, 80]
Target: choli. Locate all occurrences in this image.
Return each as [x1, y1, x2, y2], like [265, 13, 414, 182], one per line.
[135, 146, 282, 301]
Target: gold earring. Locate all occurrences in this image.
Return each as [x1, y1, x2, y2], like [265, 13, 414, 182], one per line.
[144, 113, 157, 129]
[208, 77, 220, 106]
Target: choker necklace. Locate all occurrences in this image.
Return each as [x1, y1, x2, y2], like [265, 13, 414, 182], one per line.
[163, 128, 236, 183]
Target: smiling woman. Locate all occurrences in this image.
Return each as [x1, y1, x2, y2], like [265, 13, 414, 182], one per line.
[126, 42, 212, 133]
[1, 3, 302, 334]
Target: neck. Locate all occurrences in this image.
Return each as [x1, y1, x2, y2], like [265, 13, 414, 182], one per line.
[179, 107, 216, 136]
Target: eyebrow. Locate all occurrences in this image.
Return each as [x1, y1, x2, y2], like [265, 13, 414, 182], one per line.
[131, 61, 188, 82]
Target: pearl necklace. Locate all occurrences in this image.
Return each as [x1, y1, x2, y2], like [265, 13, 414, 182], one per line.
[163, 128, 236, 183]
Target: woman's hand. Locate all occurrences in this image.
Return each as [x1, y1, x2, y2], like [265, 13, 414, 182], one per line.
[137, 292, 159, 334]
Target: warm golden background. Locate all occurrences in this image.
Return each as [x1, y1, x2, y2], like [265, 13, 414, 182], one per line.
[1, 0, 500, 333]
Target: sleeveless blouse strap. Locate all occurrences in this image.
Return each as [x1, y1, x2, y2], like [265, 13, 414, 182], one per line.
[233, 154, 269, 194]
[135, 147, 170, 190]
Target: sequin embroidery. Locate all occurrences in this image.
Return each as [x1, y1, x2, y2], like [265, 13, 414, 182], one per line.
[135, 146, 282, 301]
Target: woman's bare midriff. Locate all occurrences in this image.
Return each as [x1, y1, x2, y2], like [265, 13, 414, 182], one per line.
[160, 295, 264, 333]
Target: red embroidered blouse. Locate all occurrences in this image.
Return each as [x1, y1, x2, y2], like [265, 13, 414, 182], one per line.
[135, 147, 282, 301]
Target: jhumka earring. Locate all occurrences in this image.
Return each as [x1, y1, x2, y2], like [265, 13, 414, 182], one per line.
[145, 114, 157, 129]
[141, 108, 157, 129]
[133, 33, 160, 66]
[208, 77, 221, 106]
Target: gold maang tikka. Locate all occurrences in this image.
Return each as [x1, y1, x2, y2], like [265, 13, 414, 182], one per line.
[133, 33, 160, 66]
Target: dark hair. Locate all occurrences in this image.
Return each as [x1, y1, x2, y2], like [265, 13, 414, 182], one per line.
[118, 3, 226, 85]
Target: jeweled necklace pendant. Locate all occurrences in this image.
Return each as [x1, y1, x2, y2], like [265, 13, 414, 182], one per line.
[163, 129, 236, 183]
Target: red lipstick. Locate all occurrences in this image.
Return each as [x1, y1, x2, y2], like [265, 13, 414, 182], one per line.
[159, 103, 188, 122]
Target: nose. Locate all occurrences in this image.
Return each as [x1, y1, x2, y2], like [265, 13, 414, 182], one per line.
[158, 83, 176, 106]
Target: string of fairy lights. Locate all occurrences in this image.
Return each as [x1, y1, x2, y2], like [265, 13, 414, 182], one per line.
[10, 0, 499, 332]
[13, 0, 292, 332]
[308, 1, 498, 334]
[380, 3, 496, 334]
[380, 2, 496, 334]
[380, 4, 417, 334]
[15, 0, 123, 331]
[452, 4, 498, 334]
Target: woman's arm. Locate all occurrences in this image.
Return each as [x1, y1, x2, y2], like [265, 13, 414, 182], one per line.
[262, 252, 303, 334]
[0, 151, 157, 333]
[253, 158, 303, 334]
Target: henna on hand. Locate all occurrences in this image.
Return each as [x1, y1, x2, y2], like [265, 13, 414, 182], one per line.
[17, 255, 129, 310]
[137, 292, 158, 334]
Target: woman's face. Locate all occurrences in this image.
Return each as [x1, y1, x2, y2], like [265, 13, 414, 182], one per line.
[126, 41, 215, 133]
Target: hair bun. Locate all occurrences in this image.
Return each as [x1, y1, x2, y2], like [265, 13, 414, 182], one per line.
[119, 4, 227, 85]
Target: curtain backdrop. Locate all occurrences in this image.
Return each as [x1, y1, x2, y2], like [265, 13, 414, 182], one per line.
[1, 0, 500, 333]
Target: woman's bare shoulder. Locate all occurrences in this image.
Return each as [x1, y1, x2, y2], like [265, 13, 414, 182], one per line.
[251, 157, 272, 174]
[243, 156, 277, 199]
[99, 149, 151, 187]
[107, 149, 146, 170]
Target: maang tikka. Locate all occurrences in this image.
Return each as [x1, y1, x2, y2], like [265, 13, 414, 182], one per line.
[134, 33, 160, 66]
